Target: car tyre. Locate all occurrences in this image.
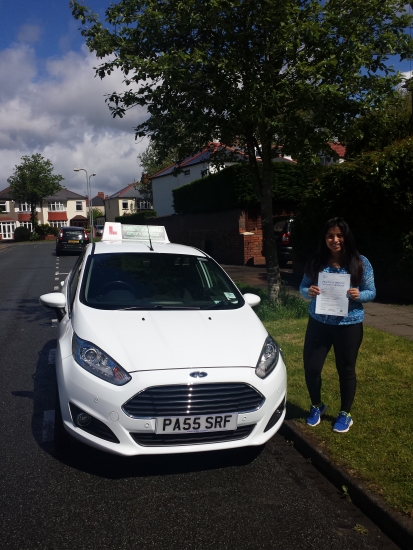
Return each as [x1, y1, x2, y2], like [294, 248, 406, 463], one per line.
[55, 249, 60, 257]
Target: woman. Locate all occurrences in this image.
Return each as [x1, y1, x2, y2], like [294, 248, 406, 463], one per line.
[299, 217, 376, 433]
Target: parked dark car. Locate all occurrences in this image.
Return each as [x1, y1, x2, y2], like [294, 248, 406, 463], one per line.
[274, 217, 294, 267]
[56, 226, 89, 256]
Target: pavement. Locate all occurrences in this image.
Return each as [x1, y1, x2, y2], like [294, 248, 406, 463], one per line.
[223, 263, 413, 549]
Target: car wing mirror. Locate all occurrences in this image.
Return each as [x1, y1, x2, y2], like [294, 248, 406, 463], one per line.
[243, 293, 261, 307]
[39, 292, 67, 321]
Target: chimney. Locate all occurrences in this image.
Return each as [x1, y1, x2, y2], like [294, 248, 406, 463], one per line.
[98, 192, 104, 199]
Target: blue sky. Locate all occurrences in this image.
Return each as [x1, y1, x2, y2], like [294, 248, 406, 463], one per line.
[0, 0, 149, 197]
[0, 1, 412, 197]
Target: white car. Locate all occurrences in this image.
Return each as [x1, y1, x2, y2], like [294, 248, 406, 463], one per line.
[40, 223, 287, 456]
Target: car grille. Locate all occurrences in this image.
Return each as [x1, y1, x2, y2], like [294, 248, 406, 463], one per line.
[130, 424, 255, 447]
[122, 383, 265, 418]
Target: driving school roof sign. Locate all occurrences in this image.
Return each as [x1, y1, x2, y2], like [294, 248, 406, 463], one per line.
[102, 222, 169, 243]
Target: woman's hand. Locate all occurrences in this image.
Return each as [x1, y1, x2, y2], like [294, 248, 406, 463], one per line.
[308, 285, 320, 298]
[348, 288, 360, 301]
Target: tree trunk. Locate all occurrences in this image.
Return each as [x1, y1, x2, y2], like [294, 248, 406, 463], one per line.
[246, 130, 281, 302]
[30, 203, 37, 231]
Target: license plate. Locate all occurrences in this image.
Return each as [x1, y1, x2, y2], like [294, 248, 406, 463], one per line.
[67, 240, 79, 243]
[156, 414, 237, 434]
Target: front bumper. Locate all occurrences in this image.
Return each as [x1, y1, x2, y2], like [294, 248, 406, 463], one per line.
[56, 356, 287, 456]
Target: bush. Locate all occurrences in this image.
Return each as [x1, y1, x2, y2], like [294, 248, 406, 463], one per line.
[30, 232, 40, 241]
[36, 223, 56, 235]
[115, 210, 157, 224]
[293, 137, 413, 279]
[48, 226, 59, 236]
[172, 162, 321, 214]
[13, 226, 31, 241]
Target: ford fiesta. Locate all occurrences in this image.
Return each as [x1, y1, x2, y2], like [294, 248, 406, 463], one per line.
[40, 223, 287, 456]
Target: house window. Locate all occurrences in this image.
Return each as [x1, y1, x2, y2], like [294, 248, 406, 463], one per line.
[20, 221, 32, 231]
[0, 200, 8, 213]
[76, 201, 83, 211]
[0, 221, 16, 240]
[49, 221, 66, 228]
[48, 201, 65, 211]
[184, 169, 190, 176]
[139, 201, 151, 210]
[122, 200, 129, 210]
[17, 201, 30, 211]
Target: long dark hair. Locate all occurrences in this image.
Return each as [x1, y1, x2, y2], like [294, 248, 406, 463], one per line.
[305, 217, 363, 286]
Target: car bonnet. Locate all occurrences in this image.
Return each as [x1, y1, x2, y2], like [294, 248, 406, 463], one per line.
[72, 303, 268, 373]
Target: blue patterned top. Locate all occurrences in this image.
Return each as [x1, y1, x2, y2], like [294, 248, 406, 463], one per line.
[299, 255, 376, 325]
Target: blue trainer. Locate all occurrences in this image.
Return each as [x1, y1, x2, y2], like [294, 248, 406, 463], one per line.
[333, 411, 353, 433]
[306, 403, 328, 427]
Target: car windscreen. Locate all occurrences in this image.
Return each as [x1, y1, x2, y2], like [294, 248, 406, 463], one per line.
[80, 252, 244, 310]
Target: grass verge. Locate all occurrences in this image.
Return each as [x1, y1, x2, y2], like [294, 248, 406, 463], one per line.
[263, 316, 413, 517]
[236, 282, 308, 321]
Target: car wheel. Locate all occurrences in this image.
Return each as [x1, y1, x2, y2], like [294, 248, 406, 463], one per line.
[55, 249, 60, 256]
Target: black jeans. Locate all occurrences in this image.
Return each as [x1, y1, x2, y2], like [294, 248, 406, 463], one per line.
[303, 316, 363, 413]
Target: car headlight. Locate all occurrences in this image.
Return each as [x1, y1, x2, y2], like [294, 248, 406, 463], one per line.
[72, 333, 131, 386]
[255, 335, 280, 379]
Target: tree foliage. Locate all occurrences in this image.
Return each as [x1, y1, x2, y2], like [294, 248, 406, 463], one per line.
[294, 137, 413, 279]
[344, 88, 412, 159]
[173, 162, 322, 214]
[7, 154, 63, 227]
[71, 0, 413, 300]
[91, 208, 104, 220]
[138, 142, 179, 177]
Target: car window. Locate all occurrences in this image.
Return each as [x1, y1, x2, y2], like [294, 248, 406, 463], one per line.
[63, 229, 84, 240]
[80, 253, 244, 310]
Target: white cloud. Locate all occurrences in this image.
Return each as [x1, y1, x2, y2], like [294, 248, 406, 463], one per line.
[0, 44, 149, 196]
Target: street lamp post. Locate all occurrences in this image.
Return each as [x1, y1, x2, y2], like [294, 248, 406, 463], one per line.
[74, 168, 96, 241]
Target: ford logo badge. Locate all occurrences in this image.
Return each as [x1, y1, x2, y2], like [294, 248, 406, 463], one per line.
[189, 371, 208, 378]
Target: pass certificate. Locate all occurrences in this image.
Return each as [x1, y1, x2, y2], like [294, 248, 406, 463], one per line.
[315, 272, 350, 317]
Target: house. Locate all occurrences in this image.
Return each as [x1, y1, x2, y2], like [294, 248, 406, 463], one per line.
[88, 192, 107, 217]
[0, 187, 87, 240]
[320, 142, 346, 166]
[104, 182, 152, 223]
[149, 143, 249, 217]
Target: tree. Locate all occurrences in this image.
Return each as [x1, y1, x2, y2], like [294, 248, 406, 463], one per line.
[138, 142, 179, 177]
[134, 172, 153, 204]
[8, 154, 64, 228]
[71, 0, 413, 300]
[92, 208, 104, 221]
[344, 88, 412, 159]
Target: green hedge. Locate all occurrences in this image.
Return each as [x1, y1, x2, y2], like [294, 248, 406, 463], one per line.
[293, 137, 413, 278]
[172, 162, 321, 214]
[115, 210, 157, 224]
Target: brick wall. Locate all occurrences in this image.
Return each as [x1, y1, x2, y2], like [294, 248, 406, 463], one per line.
[147, 209, 267, 266]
